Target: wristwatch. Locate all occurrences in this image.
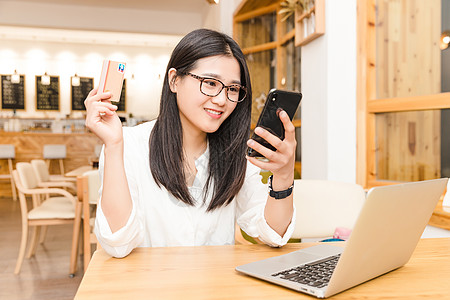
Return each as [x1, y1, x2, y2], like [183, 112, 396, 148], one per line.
[268, 175, 294, 200]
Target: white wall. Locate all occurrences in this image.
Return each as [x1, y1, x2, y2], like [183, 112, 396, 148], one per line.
[202, 0, 242, 36]
[0, 26, 181, 119]
[301, 0, 357, 183]
[202, 4, 222, 32]
[0, 1, 203, 35]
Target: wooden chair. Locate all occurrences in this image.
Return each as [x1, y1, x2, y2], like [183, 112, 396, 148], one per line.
[236, 179, 365, 244]
[31, 159, 76, 191]
[31, 159, 77, 245]
[291, 179, 365, 241]
[43, 144, 67, 175]
[0, 144, 17, 201]
[94, 144, 103, 159]
[12, 162, 81, 276]
[71, 169, 100, 274]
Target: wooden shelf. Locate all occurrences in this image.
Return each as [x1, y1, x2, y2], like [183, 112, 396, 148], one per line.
[429, 198, 450, 231]
[296, 5, 315, 20]
[292, 119, 301, 127]
[295, 0, 325, 46]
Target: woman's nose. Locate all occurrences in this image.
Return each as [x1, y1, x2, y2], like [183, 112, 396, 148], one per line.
[211, 88, 227, 106]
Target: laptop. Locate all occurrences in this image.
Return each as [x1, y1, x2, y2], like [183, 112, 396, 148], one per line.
[236, 178, 448, 298]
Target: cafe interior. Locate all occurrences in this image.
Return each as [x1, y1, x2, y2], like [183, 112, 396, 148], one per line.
[1, 0, 450, 299]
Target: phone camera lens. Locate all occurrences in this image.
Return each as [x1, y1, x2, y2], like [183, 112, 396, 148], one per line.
[272, 94, 277, 101]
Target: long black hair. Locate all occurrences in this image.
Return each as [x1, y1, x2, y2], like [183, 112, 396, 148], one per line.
[149, 29, 252, 211]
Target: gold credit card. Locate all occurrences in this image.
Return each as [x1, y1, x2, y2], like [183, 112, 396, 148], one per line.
[98, 60, 126, 102]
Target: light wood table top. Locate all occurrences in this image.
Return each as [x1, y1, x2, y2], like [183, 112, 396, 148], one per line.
[65, 166, 94, 177]
[75, 238, 450, 299]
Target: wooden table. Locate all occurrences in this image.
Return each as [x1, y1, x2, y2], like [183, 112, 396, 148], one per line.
[74, 238, 450, 299]
[65, 165, 94, 177]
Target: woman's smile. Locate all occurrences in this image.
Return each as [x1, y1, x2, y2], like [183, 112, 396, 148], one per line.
[204, 108, 223, 119]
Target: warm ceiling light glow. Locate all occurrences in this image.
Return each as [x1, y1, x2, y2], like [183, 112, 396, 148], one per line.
[11, 70, 20, 84]
[206, 0, 219, 4]
[41, 72, 50, 85]
[440, 31, 450, 50]
[71, 73, 80, 86]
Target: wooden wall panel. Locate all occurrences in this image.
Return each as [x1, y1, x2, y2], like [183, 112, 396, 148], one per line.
[376, 0, 441, 99]
[376, 110, 440, 181]
[374, 0, 441, 181]
[0, 132, 101, 197]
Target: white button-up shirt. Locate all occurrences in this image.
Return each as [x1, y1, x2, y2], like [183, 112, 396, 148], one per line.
[95, 121, 296, 258]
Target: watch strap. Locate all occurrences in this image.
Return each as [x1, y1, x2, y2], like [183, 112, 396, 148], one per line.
[268, 175, 294, 200]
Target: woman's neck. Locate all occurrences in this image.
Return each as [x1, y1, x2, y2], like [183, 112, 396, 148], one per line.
[182, 125, 207, 186]
[183, 130, 207, 159]
[180, 116, 207, 158]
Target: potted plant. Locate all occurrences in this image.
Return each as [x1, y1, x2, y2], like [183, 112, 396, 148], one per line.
[279, 0, 310, 21]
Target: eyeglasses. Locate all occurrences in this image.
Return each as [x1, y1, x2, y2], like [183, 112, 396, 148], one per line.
[182, 72, 247, 103]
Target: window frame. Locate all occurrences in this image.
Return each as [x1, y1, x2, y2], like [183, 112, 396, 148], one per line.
[356, 0, 450, 188]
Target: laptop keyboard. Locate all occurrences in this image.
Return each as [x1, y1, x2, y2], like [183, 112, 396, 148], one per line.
[271, 254, 341, 289]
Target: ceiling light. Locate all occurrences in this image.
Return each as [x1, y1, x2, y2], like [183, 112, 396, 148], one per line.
[206, 0, 219, 4]
[41, 72, 50, 85]
[440, 31, 450, 50]
[11, 70, 20, 84]
[71, 73, 80, 86]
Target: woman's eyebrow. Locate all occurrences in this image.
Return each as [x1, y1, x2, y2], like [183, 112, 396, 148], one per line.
[201, 72, 242, 85]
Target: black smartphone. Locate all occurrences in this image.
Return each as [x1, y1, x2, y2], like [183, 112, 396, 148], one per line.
[247, 89, 302, 158]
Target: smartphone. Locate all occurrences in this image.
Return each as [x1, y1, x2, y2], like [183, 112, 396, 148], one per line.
[98, 59, 126, 102]
[247, 89, 302, 158]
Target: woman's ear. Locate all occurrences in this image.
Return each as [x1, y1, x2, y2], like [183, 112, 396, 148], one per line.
[168, 68, 178, 93]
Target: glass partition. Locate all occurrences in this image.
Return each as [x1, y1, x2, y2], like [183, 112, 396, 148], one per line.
[245, 49, 276, 124]
[280, 13, 295, 37]
[236, 12, 276, 49]
[280, 38, 301, 120]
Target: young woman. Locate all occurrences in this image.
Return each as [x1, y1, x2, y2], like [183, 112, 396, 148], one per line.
[84, 29, 297, 258]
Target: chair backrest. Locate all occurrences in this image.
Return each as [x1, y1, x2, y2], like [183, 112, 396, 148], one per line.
[31, 159, 50, 183]
[292, 179, 366, 239]
[43, 144, 66, 159]
[16, 162, 39, 189]
[94, 145, 103, 158]
[0, 144, 15, 159]
[12, 166, 49, 220]
[82, 170, 100, 204]
[11, 169, 31, 217]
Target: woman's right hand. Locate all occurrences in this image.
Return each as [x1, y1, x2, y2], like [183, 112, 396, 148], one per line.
[84, 88, 123, 146]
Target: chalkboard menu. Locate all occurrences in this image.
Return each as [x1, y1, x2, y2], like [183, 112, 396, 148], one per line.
[117, 79, 126, 112]
[1, 75, 25, 110]
[36, 76, 60, 111]
[71, 77, 94, 111]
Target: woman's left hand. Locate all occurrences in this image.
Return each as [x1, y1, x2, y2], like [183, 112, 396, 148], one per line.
[246, 109, 296, 190]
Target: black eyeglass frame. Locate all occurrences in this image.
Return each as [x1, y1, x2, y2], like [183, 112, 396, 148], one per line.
[181, 72, 247, 103]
